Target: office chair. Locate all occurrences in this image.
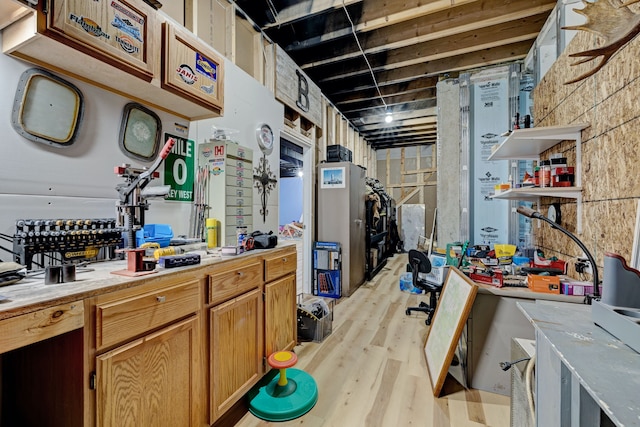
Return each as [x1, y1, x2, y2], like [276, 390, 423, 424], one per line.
[404, 249, 441, 326]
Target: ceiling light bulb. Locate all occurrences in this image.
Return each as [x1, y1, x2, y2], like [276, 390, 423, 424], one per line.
[385, 113, 393, 123]
[297, 170, 304, 177]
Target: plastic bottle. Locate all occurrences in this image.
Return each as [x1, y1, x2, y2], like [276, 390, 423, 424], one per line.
[206, 218, 219, 248]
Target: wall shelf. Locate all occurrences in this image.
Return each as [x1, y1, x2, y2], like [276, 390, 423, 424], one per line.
[488, 123, 589, 233]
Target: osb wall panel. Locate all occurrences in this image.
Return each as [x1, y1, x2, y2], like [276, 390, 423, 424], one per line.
[531, 29, 640, 280]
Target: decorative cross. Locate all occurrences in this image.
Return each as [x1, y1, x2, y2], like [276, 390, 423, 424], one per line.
[253, 154, 278, 222]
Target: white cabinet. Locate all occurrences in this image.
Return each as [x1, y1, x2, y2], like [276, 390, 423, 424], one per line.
[487, 123, 589, 231]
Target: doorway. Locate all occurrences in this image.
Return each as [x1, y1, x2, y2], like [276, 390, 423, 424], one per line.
[279, 133, 314, 296]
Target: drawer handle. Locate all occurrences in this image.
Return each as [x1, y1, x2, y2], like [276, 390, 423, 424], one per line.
[156, 296, 166, 303]
[282, 258, 287, 262]
[237, 272, 244, 277]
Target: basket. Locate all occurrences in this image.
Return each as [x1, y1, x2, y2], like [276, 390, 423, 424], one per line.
[422, 255, 449, 285]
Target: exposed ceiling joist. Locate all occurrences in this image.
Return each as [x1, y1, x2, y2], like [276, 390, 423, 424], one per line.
[234, 0, 556, 149]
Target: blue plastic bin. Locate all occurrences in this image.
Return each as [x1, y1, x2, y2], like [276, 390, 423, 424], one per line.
[136, 224, 173, 248]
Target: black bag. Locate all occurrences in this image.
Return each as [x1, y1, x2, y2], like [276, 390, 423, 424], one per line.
[251, 231, 277, 249]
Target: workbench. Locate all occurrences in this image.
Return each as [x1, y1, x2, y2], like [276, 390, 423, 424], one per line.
[465, 282, 583, 395]
[518, 300, 640, 426]
[0, 244, 297, 426]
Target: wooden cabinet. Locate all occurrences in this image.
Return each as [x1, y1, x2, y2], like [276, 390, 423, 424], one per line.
[93, 278, 202, 427]
[207, 246, 297, 423]
[1, 0, 224, 120]
[265, 273, 296, 355]
[96, 316, 200, 427]
[162, 22, 224, 113]
[264, 248, 297, 355]
[46, 0, 155, 81]
[209, 287, 263, 423]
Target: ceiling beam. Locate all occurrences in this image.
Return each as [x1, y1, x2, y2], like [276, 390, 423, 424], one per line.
[304, 15, 546, 82]
[316, 40, 532, 88]
[330, 76, 439, 104]
[286, 0, 554, 57]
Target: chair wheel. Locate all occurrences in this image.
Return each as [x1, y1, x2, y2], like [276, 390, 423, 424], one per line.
[425, 319, 431, 326]
[405, 309, 411, 315]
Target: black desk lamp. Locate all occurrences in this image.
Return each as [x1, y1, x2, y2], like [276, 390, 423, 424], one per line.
[516, 206, 600, 303]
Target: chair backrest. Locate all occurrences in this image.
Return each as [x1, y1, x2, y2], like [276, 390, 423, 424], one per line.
[408, 249, 431, 289]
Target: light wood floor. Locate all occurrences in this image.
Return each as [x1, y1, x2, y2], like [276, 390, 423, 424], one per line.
[235, 253, 511, 426]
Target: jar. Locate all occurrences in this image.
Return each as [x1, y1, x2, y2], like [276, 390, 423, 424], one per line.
[236, 226, 248, 250]
[539, 160, 551, 188]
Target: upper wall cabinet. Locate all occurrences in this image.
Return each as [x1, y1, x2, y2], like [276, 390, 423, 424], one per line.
[162, 22, 224, 114]
[47, 0, 155, 81]
[1, 0, 223, 120]
[0, 0, 31, 31]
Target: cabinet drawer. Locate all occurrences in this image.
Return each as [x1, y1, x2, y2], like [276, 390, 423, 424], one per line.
[0, 301, 84, 354]
[208, 260, 262, 305]
[264, 251, 297, 282]
[96, 280, 200, 349]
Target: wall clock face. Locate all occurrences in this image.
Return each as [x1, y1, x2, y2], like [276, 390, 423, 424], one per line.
[548, 203, 561, 224]
[256, 123, 274, 154]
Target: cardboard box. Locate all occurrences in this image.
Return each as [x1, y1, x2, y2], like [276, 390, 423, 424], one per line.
[527, 274, 560, 293]
[561, 281, 601, 296]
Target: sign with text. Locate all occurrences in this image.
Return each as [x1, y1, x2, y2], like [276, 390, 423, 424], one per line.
[163, 134, 194, 202]
[274, 45, 322, 126]
[471, 72, 509, 245]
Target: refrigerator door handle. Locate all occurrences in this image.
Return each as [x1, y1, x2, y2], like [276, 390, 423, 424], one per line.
[354, 219, 363, 225]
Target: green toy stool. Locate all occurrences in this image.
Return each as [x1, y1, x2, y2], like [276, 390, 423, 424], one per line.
[248, 350, 318, 421]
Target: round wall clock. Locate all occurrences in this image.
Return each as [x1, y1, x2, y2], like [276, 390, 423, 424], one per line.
[256, 123, 274, 154]
[548, 203, 561, 224]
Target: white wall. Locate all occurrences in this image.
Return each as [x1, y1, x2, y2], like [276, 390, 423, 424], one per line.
[0, 32, 284, 263]
[189, 58, 284, 237]
[0, 32, 194, 250]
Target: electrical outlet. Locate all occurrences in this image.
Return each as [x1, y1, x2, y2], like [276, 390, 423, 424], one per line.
[576, 260, 592, 275]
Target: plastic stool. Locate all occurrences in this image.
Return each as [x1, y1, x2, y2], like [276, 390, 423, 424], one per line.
[248, 350, 318, 421]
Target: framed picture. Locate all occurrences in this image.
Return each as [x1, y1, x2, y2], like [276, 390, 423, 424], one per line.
[320, 167, 345, 189]
[11, 68, 84, 148]
[424, 266, 478, 396]
[118, 102, 162, 162]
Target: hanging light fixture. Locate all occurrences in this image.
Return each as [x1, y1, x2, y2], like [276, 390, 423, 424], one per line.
[385, 112, 393, 123]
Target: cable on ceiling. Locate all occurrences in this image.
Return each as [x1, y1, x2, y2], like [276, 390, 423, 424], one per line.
[341, 0, 388, 113]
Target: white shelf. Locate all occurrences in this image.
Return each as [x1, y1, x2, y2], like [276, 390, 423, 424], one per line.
[492, 186, 582, 200]
[487, 123, 590, 161]
[487, 123, 589, 233]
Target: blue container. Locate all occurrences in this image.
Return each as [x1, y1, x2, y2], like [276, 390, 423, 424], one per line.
[136, 224, 173, 248]
[399, 272, 421, 294]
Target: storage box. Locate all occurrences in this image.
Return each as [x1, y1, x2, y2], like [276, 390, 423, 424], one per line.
[297, 297, 334, 342]
[527, 274, 560, 293]
[422, 255, 449, 285]
[561, 281, 601, 296]
[135, 224, 173, 248]
[326, 145, 352, 162]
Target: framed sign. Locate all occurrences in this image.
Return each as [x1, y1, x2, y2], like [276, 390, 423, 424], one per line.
[320, 167, 345, 189]
[424, 266, 478, 396]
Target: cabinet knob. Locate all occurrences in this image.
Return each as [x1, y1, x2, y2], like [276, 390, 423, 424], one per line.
[282, 258, 287, 262]
[156, 296, 166, 303]
[237, 271, 244, 277]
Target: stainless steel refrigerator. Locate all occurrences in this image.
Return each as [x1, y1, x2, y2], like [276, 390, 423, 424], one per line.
[317, 162, 366, 296]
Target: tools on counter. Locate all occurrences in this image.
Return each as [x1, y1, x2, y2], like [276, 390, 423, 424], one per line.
[191, 165, 210, 241]
[114, 137, 175, 250]
[12, 218, 124, 270]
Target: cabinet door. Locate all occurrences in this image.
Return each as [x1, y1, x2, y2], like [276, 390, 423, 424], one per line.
[265, 273, 297, 356]
[209, 288, 263, 423]
[47, 0, 155, 81]
[162, 21, 224, 114]
[96, 316, 201, 427]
